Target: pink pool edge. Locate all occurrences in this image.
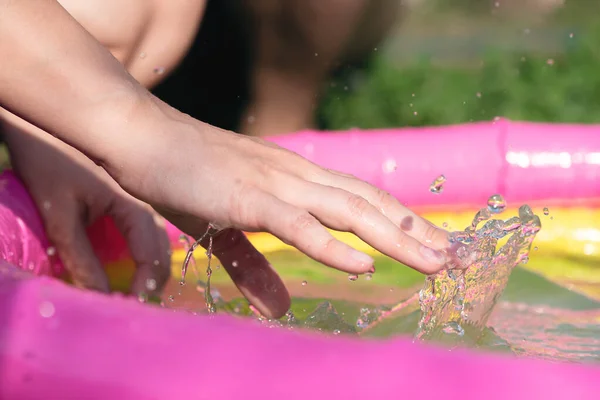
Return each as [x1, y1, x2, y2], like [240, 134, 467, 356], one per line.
[0, 120, 599, 399]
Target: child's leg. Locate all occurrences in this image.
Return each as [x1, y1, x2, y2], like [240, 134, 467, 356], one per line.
[57, 0, 206, 89]
[239, 0, 401, 137]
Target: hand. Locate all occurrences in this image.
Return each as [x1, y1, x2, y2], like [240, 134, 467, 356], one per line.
[2, 114, 171, 298]
[102, 97, 455, 318]
[0, 1, 452, 318]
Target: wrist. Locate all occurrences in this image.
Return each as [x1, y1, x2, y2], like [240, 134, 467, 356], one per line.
[92, 91, 191, 199]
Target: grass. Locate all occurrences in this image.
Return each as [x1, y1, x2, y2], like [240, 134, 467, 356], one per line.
[317, 8, 600, 130]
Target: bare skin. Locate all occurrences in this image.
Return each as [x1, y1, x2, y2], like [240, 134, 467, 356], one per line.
[1, 0, 207, 296]
[240, 0, 402, 136]
[0, 0, 452, 319]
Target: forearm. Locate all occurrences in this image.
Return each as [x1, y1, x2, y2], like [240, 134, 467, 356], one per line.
[1, 108, 53, 153]
[0, 0, 167, 167]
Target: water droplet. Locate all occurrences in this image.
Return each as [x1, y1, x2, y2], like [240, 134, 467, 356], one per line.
[534, 246, 538, 251]
[168, 295, 175, 302]
[314, 52, 318, 57]
[487, 194, 507, 214]
[543, 207, 549, 216]
[333, 329, 341, 335]
[179, 280, 185, 286]
[285, 310, 297, 326]
[365, 273, 373, 281]
[232, 260, 238, 268]
[46, 246, 56, 256]
[140, 52, 147, 59]
[476, 92, 482, 98]
[145, 278, 157, 291]
[429, 175, 446, 194]
[42, 201, 52, 211]
[39, 301, 55, 318]
[348, 274, 358, 281]
[137, 293, 148, 303]
[153, 67, 165, 75]
[546, 59, 554, 66]
[569, 32, 574, 38]
[247, 115, 255, 124]
[442, 222, 448, 228]
[413, 111, 418, 116]
[301, 280, 307, 286]
[153, 260, 160, 266]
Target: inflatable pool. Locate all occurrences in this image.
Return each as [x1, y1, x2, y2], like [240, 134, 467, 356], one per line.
[1, 119, 599, 399]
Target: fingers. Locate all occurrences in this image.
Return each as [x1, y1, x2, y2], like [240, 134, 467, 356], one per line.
[242, 189, 375, 274]
[207, 229, 290, 319]
[269, 178, 447, 274]
[109, 198, 172, 298]
[43, 203, 111, 292]
[312, 170, 451, 250]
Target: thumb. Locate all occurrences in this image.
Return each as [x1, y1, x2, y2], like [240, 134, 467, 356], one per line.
[44, 205, 110, 292]
[108, 197, 172, 299]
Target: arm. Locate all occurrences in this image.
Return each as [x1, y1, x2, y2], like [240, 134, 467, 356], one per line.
[0, 0, 159, 168]
[1, 107, 172, 297]
[0, 0, 455, 319]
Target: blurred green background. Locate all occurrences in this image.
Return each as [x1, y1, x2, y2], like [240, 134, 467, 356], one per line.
[317, 0, 600, 130]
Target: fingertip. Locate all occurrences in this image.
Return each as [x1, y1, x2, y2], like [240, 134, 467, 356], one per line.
[349, 249, 375, 270]
[415, 245, 448, 275]
[72, 271, 111, 293]
[249, 290, 291, 320]
[443, 242, 473, 270]
[131, 262, 171, 298]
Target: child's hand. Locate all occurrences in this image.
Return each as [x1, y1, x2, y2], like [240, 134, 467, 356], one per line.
[99, 100, 453, 318]
[2, 115, 171, 298]
[0, 0, 453, 319]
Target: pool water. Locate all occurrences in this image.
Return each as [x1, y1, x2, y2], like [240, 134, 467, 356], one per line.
[157, 205, 600, 365]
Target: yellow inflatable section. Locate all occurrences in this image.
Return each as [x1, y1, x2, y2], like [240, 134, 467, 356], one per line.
[166, 206, 600, 299]
[171, 207, 600, 263]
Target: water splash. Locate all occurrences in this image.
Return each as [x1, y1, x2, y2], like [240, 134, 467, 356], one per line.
[429, 175, 446, 194]
[303, 302, 356, 334]
[204, 235, 216, 313]
[180, 224, 220, 313]
[487, 194, 507, 214]
[415, 204, 542, 346]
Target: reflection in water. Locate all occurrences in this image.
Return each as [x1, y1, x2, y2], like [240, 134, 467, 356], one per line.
[490, 302, 600, 363]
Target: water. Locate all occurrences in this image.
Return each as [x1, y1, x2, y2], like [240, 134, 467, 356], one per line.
[180, 225, 219, 314]
[487, 194, 507, 214]
[429, 175, 446, 194]
[415, 204, 541, 345]
[163, 203, 600, 363]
